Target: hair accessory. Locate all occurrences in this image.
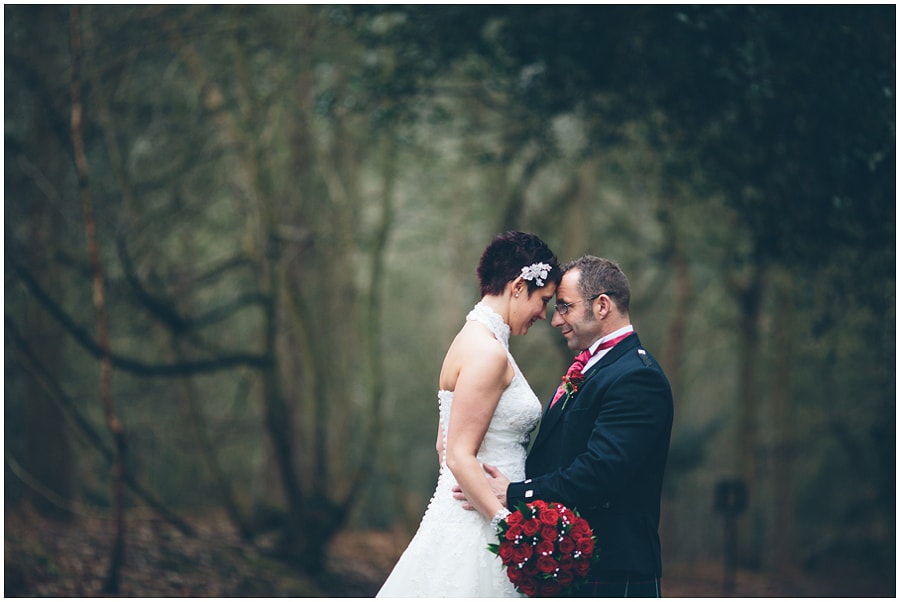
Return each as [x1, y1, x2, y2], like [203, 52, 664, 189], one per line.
[520, 262, 552, 287]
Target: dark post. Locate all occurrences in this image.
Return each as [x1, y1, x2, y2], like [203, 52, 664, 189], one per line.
[714, 478, 747, 596]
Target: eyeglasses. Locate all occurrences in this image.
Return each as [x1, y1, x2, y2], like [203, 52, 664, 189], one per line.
[554, 291, 613, 315]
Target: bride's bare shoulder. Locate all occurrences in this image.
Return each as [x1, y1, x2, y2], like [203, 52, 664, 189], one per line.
[440, 321, 509, 391]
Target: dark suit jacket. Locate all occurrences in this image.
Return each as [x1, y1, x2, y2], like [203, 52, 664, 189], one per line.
[507, 333, 674, 579]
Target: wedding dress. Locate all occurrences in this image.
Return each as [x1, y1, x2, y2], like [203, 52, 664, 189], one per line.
[377, 302, 543, 598]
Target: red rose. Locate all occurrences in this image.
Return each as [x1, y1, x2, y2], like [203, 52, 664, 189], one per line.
[511, 543, 532, 565]
[541, 524, 558, 542]
[538, 580, 563, 597]
[569, 519, 591, 540]
[539, 507, 560, 526]
[521, 518, 541, 537]
[506, 511, 524, 528]
[498, 541, 514, 564]
[535, 540, 555, 557]
[575, 536, 595, 556]
[518, 577, 539, 597]
[490, 501, 598, 596]
[505, 524, 523, 541]
[536, 555, 559, 575]
[574, 556, 591, 577]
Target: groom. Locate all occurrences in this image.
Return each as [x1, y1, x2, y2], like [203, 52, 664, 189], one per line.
[458, 255, 674, 597]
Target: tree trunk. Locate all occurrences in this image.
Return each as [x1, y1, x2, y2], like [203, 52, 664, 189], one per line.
[346, 129, 398, 507]
[658, 195, 693, 398]
[175, 341, 253, 540]
[656, 193, 693, 562]
[769, 269, 795, 572]
[730, 262, 765, 569]
[70, 6, 127, 593]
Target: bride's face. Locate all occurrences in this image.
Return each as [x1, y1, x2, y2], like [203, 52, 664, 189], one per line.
[510, 282, 557, 336]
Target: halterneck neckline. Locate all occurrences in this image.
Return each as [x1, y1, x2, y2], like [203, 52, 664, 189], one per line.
[466, 302, 510, 349]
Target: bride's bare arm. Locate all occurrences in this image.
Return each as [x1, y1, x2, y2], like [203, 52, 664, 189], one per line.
[436, 421, 445, 465]
[444, 339, 511, 522]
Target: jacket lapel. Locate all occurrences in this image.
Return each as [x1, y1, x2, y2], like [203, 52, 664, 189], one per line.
[590, 333, 637, 372]
[530, 334, 640, 455]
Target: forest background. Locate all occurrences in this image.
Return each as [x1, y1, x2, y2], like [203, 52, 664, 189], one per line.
[4, 5, 895, 597]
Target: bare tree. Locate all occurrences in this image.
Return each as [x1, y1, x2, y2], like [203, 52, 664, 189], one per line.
[69, 6, 126, 592]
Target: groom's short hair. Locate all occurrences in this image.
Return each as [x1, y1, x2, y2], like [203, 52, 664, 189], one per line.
[563, 255, 631, 315]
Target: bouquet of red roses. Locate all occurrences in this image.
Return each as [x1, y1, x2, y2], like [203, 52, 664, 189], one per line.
[488, 500, 598, 597]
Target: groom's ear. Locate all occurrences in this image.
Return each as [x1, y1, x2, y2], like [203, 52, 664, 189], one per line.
[594, 294, 612, 318]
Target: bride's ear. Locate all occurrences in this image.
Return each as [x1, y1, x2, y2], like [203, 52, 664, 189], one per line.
[511, 277, 526, 298]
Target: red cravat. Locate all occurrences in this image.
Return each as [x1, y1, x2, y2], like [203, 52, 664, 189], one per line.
[549, 331, 633, 408]
[594, 331, 633, 353]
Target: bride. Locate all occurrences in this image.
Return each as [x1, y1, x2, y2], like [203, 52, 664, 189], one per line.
[377, 231, 561, 597]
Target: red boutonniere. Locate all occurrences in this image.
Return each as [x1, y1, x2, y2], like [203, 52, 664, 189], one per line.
[559, 372, 585, 410]
[561, 372, 585, 397]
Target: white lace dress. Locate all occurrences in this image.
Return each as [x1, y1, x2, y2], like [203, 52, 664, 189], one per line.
[377, 303, 543, 598]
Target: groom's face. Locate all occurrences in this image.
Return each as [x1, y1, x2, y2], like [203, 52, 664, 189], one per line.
[551, 270, 603, 352]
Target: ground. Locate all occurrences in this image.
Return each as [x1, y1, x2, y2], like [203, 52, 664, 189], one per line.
[4, 506, 891, 597]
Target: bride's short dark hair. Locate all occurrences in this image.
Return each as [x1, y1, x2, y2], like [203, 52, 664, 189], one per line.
[477, 231, 561, 297]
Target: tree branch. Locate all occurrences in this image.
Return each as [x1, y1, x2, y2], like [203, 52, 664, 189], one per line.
[7, 260, 271, 377]
[6, 318, 196, 537]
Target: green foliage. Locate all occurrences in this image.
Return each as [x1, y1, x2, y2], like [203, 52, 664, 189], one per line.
[4, 4, 893, 588]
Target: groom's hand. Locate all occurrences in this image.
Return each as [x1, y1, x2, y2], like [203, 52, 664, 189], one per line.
[482, 464, 510, 508]
[451, 464, 510, 510]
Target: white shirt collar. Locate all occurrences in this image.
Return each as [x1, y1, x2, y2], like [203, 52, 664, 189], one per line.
[587, 325, 635, 355]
